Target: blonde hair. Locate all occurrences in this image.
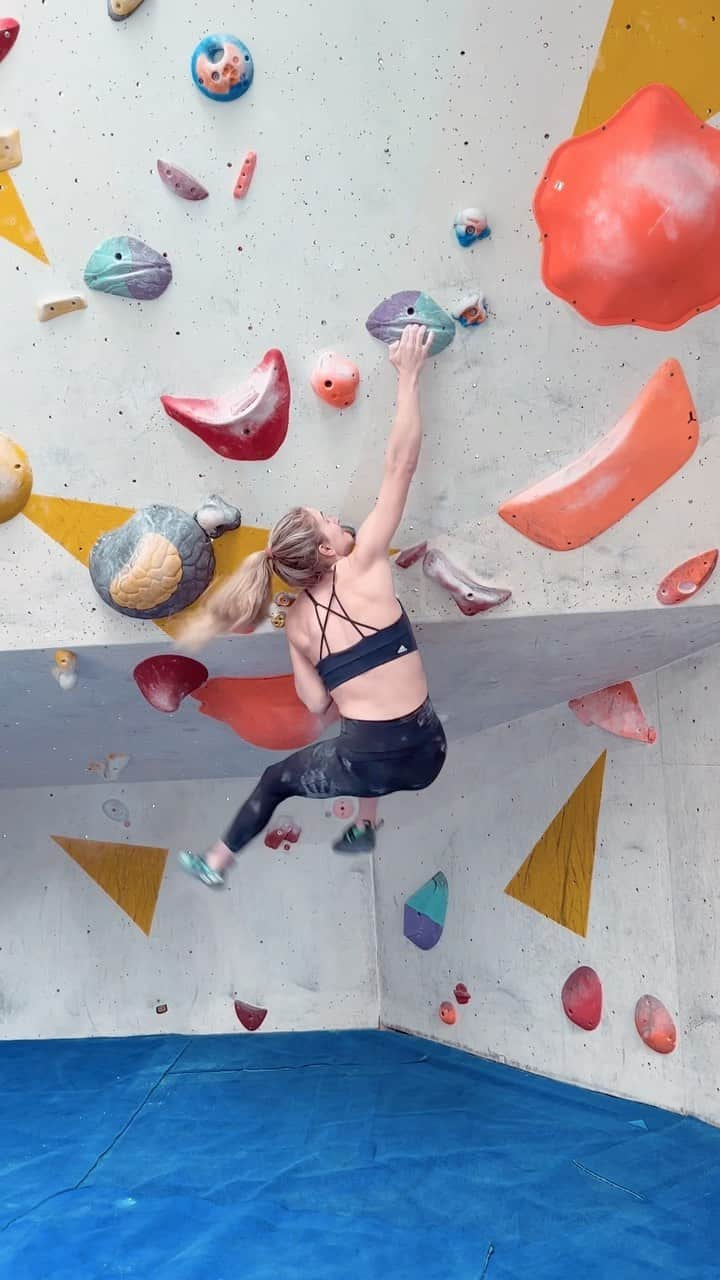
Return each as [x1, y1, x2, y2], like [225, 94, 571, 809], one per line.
[175, 506, 326, 652]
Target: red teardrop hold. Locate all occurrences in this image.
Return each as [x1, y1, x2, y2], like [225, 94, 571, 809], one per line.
[133, 654, 208, 713]
[234, 1000, 268, 1032]
[454, 982, 471, 1005]
[561, 965, 602, 1030]
[635, 994, 677, 1055]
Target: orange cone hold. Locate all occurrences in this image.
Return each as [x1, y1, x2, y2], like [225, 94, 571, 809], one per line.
[499, 361, 698, 551]
[569, 681, 656, 745]
[310, 352, 360, 409]
[439, 1002, 457, 1026]
[635, 995, 677, 1055]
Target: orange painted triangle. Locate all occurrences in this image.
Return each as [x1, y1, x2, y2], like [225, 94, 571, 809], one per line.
[575, 1, 720, 135]
[52, 835, 168, 935]
[504, 752, 606, 937]
[0, 173, 49, 264]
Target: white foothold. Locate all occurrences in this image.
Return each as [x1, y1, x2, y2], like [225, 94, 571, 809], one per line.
[36, 295, 88, 323]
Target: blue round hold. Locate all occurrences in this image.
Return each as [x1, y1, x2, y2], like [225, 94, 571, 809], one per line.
[191, 34, 254, 102]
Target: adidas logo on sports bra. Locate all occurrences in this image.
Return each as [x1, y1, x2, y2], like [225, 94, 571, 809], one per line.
[397, 644, 408, 654]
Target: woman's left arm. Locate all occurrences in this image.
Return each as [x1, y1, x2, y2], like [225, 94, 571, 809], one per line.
[288, 635, 333, 715]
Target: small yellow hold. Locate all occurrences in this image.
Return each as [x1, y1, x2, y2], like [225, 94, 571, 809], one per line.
[0, 434, 32, 523]
[0, 129, 22, 174]
[53, 649, 78, 691]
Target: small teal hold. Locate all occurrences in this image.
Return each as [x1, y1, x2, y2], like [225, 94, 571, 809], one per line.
[191, 34, 254, 102]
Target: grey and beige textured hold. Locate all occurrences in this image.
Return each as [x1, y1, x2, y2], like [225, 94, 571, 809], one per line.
[89, 496, 241, 619]
[108, 0, 145, 19]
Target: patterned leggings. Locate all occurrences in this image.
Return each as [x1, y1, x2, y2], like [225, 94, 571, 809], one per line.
[224, 698, 447, 853]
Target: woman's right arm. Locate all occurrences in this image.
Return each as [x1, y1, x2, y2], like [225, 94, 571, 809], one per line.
[352, 324, 432, 569]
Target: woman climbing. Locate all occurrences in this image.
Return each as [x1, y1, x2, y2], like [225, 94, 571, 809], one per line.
[177, 323, 446, 886]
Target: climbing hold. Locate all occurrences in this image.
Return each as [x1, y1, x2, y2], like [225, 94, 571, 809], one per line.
[84, 236, 172, 301]
[499, 361, 698, 551]
[395, 542, 428, 569]
[87, 753, 130, 782]
[108, 0, 145, 18]
[0, 129, 21, 174]
[89, 496, 241, 619]
[36, 295, 87, 323]
[191, 35, 254, 103]
[192, 673, 338, 750]
[535, 84, 720, 330]
[264, 815, 301, 851]
[366, 291, 455, 355]
[0, 434, 32, 523]
[157, 161, 209, 202]
[657, 550, 718, 605]
[102, 798, 131, 828]
[233, 150, 257, 198]
[52, 649, 78, 692]
[454, 982, 471, 1005]
[454, 208, 490, 247]
[269, 601, 287, 629]
[0, 17, 18, 62]
[310, 352, 360, 409]
[422, 548, 511, 616]
[133, 654, 208, 712]
[635, 995, 677, 1055]
[505, 752, 606, 937]
[161, 349, 291, 462]
[569, 681, 656, 745]
[451, 293, 488, 327]
[234, 999, 267, 1031]
[403, 871, 448, 951]
[332, 799, 357, 821]
[155, 1003, 168, 1015]
[561, 966, 602, 1030]
[439, 1002, 457, 1025]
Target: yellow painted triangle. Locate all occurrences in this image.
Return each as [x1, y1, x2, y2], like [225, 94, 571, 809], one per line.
[575, 1, 720, 135]
[52, 835, 168, 935]
[23, 492, 276, 635]
[0, 173, 48, 265]
[504, 752, 606, 937]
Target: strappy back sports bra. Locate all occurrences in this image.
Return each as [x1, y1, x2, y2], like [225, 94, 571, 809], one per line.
[305, 567, 418, 693]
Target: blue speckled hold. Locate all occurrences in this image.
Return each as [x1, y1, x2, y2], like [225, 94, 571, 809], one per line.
[191, 34, 254, 102]
[83, 236, 172, 301]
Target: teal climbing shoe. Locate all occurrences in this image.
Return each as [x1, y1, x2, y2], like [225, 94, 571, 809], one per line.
[332, 821, 376, 854]
[178, 850, 226, 887]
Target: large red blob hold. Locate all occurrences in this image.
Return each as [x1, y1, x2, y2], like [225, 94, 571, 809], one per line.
[635, 994, 677, 1055]
[561, 965, 602, 1030]
[161, 349, 291, 461]
[133, 654, 209, 713]
[0, 18, 19, 63]
[192, 673, 338, 749]
[234, 1000, 267, 1032]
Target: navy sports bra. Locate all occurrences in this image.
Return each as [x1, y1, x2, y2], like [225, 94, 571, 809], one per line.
[306, 567, 418, 692]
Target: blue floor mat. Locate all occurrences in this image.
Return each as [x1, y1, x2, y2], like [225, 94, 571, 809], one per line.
[0, 1029, 718, 1279]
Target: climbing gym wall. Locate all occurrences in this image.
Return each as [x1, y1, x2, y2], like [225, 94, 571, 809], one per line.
[0, 777, 377, 1038]
[375, 647, 720, 1128]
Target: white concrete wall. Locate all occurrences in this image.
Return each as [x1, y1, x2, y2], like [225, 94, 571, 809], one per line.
[3, 0, 720, 653]
[375, 646, 720, 1127]
[0, 778, 377, 1038]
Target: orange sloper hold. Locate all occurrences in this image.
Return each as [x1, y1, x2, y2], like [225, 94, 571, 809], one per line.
[191, 674, 338, 750]
[498, 361, 697, 551]
[536, 85, 720, 331]
[569, 681, 656, 744]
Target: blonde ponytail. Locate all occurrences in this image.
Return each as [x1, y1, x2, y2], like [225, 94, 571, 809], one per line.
[174, 549, 273, 652]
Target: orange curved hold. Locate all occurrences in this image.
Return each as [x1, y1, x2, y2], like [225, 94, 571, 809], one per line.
[191, 673, 338, 750]
[657, 549, 718, 605]
[535, 84, 720, 331]
[569, 681, 656, 745]
[499, 360, 697, 551]
[635, 994, 677, 1055]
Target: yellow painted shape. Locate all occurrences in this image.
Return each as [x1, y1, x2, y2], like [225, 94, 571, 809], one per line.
[504, 752, 607, 937]
[51, 835, 168, 935]
[0, 173, 48, 264]
[575, 1, 720, 135]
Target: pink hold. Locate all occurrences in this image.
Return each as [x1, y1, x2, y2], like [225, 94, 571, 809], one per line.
[234, 999, 267, 1032]
[233, 150, 257, 199]
[264, 814, 301, 851]
[332, 798, 357, 820]
[133, 654, 209, 713]
[395, 541, 428, 569]
[422, 548, 511, 616]
[569, 681, 656, 744]
[561, 966, 602, 1031]
[635, 995, 677, 1055]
